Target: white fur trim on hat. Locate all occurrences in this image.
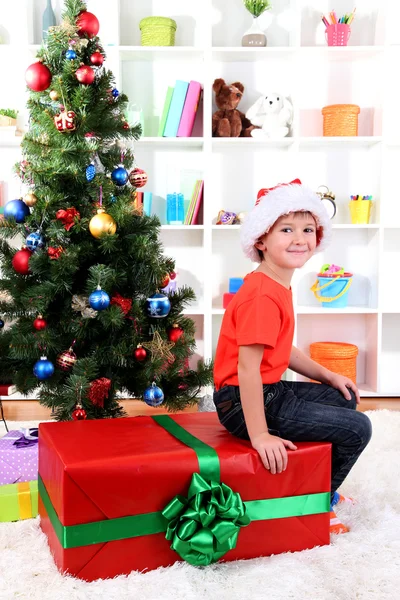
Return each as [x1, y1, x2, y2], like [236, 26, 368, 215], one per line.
[240, 182, 332, 263]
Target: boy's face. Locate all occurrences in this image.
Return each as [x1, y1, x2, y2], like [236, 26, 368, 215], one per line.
[256, 212, 317, 269]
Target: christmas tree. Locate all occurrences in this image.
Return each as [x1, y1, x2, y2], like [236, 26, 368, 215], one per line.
[0, 0, 212, 420]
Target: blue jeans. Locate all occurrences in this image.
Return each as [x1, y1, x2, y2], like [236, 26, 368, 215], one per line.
[213, 381, 372, 502]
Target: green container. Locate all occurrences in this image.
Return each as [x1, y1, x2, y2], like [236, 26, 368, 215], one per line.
[0, 480, 38, 522]
[139, 17, 177, 46]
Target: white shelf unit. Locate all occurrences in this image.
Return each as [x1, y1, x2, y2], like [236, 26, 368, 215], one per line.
[0, 0, 400, 398]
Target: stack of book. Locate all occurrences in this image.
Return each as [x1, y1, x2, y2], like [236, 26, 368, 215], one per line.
[0, 384, 17, 396]
[158, 80, 202, 138]
[184, 180, 204, 225]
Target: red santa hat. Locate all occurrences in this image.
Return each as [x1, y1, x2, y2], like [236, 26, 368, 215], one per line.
[240, 179, 331, 263]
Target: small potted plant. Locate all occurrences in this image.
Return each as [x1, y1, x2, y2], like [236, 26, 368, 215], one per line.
[0, 109, 18, 127]
[241, 0, 272, 47]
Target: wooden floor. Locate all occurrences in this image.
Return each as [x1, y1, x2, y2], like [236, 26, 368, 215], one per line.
[1, 397, 399, 421]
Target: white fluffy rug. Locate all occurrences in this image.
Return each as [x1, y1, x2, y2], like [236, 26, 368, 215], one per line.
[1, 410, 399, 600]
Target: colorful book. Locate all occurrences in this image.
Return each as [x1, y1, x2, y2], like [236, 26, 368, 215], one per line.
[163, 80, 189, 137]
[157, 86, 174, 137]
[0, 384, 17, 396]
[177, 81, 202, 137]
[184, 180, 203, 225]
[191, 180, 204, 225]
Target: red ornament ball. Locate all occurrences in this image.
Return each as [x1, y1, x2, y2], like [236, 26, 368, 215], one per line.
[123, 121, 130, 130]
[77, 11, 100, 38]
[128, 168, 148, 188]
[168, 324, 184, 343]
[76, 65, 95, 85]
[72, 405, 87, 420]
[90, 51, 104, 66]
[25, 62, 52, 92]
[134, 345, 147, 362]
[160, 274, 170, 289]
[169, 271, 177, 280]
[12, 248, 32, 275]
[33, 316, 47, 331]
[56, 348, 77, 371]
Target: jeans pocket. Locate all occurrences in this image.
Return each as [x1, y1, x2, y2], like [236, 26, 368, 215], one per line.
[214, 386, 247, 438]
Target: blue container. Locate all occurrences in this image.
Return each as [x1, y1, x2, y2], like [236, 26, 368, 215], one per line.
[229, 278, 244, 293]
[166, 193, 184, 224]
[314, 274, 353, 308]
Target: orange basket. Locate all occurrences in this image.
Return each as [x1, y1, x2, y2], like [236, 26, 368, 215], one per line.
[310, 342, 358, 384]
[322, 104, 360, 136]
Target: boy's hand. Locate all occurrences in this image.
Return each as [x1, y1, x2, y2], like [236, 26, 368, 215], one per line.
[251, 432, 297, 474]
[325, 372, 360, 404]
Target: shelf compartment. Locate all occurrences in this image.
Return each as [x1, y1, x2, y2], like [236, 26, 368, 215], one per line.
[380, 314, 400, 395]
[295, 313, 378, 393]
[293, 228, 379, 309]
[379, 229, 400, 312]
[159, 228, 205, 311]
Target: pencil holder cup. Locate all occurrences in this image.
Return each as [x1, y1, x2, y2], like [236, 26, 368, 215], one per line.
[349, 200, 372, 224]
[325, 23, 351, 46]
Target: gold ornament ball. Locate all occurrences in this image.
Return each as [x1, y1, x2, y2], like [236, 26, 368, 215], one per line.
[50, 90, 59, 101]
[23, 192, 38, 207]
[89, 208, 117, 239]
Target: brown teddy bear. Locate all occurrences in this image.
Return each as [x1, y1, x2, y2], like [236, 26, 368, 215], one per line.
[212, 78, 257, 137]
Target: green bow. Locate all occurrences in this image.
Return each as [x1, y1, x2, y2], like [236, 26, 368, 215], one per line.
[162, 472, 251, 566]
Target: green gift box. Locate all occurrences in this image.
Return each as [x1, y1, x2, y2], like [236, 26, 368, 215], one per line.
[0, 480, 38, 522]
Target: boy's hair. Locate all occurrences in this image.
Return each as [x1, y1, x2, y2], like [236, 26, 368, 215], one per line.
[256, 211, 316, 261]
[240, 181, 331, 263]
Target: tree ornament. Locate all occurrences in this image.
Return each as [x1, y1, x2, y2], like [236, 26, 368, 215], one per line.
[12, 248, 32, 275]
[167, 324, 184, 343]
[143, 382, 164, 407]
[77, 11, 100, 38]
[110, 292, 132, 315]
[169, 271, 177, 280]
[47, 246, 64, 260]
[142, 331, 174, 362]
[123, 121, 129, 130]
[134, 344, 147, 362]
[90, 51, 104, 66]
[89, 286, 110, 311]
[128, 168, 148, 188]
[33, 356, 54, 380]
[88, 377, 111, 408]
[33, 315, 47, 331]
[26, 231, 45, 252]
[23, 192, 38, 207]
[4, 199, 30, 223]
[54, 109, 76, 132]
[25, 61, 52, 92]
[0, 319, 4, 329]
[65, 48, 77, 60]
[72, 404, 87, 420]
[146, 293, 171, 319]
[159, 274, 170, 288]
[49, 90, 59, 101]
[111, 165, 129, 186]
[56, 207, 80, 231]
[71, 294, 97, 319]
[112, 88, 119, 98]
[86, 163, 96, 181]
[76, 65, 95, 85]
[89, 208, 117, 238]
[56, 347, 77, 371]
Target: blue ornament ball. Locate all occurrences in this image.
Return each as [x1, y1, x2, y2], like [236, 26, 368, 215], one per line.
[86, 164, 96, 182]
[4, 199, 30, 223]
[89, 288, 110, 311]
[0, 319, 4, 329]
[26, 231, 45, 252]
[146, 293, 171, 319]
[33, 357, 55, 380]
[143, 382, 164, 407]
[111, 166, 128, 186]
[65, 49, 77, 60]
[112, 88, 119, 98]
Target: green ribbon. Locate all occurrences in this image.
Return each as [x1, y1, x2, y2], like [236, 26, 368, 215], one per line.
[39, 416, 330, 566]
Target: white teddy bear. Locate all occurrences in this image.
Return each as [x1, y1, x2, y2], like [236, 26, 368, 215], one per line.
[246, 93, 293, 139]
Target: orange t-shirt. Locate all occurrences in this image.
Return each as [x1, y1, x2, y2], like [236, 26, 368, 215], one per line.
[213, 271, 294, 391]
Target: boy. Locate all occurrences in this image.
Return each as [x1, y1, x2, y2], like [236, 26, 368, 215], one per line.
[213, 179, 372, 535]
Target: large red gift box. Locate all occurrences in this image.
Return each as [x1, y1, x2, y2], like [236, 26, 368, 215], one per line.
[39, 413, 331, 581]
